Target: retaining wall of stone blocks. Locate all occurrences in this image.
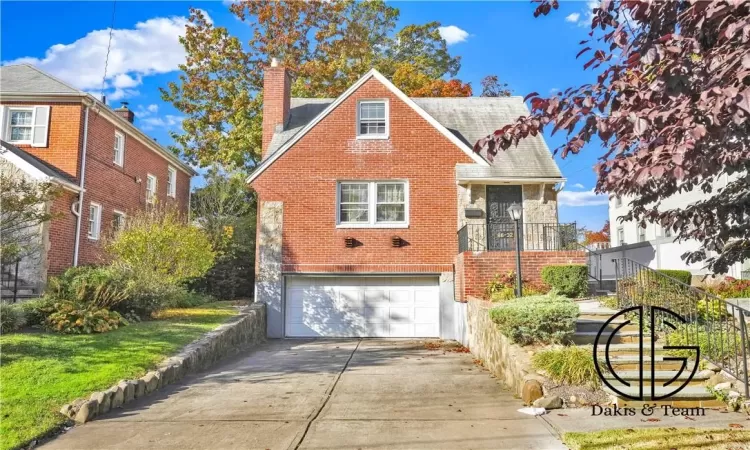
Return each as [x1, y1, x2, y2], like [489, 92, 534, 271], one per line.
[59, 303, 266, 424]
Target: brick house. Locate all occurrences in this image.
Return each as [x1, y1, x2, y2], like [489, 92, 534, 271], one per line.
[249, 61, 584, 339]
[0, 64, 195, 298]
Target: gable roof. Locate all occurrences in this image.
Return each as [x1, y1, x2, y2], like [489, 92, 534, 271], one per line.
[247, 69, 490, 183]
[0, 64, 196, 176]
[1, 140, 81, 191]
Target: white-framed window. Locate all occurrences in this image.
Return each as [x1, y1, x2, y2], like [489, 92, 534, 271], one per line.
[614, 196, 622, 208]
[146, 174, 157, 204]
[664, 226, 672, 238]
[638, 225, 647, 243]
[167, 166, 176, 198]
[113, 210, 126, 232]
[113, 131, 124, 166]
[617, 227, 625, 246]
[4, 106, 50, 147]
[337, 181, 408, 227]
[356, 100, 388, 139]
[88, 203, 102, 240]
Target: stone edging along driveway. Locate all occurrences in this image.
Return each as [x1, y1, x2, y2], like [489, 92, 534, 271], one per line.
[59, 303, 266, 424]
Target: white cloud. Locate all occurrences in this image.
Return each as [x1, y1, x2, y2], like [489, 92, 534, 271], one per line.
[140, 114, 184, 131]
[565, 1, 598, 27]
[549, 87, 559, 94]
[438, 25, 469, 45]
[565, 12, 581, 23]
[147, 104, 159, 113]
[4, 13, 205, 102]
[572, 183, 585, 189]
[558, 188, 609, 207]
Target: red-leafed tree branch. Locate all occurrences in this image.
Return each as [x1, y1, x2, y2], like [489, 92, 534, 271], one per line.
[475, 0, 750, 273]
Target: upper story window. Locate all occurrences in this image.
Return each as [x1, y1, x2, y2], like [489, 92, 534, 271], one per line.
[88, 203, 102, 240]
[638, 225, 647, 243]
[617, 227, 625, 246]
[4, 106, 50, 147]
[614, 196, 622, 208]
[167, 167, 177, 198]
[146, 174, 157, 204]
[337, 181, 408, 228]
[114, 131, 125, 166]
[663, 226, 672, 238]
[357, 100, 388, 139]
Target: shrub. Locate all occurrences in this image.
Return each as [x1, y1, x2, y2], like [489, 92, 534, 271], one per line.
[489, 294, 579, 345]
[0, 303, 26, 333]
[532, 346, 600, 388]
[164, 290, 213, 308]
[44, 301, 127, 334]
[106, 208, 215, 285]
[657, 269, 692, 285]
[541, 265, 588, 298]
[46, 266, 129, 309]
[116, 275, 187, 317]
[190, 251, 254, 300]
[706, 277, 750, 299]
[18, 297, 54, 327]
[485, 271, 550, 302]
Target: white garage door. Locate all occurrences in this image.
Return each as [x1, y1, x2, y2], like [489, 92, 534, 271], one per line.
[285, 276, 440, 337]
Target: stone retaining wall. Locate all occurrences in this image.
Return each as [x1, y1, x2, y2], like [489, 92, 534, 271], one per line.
[465, 297, 542, 397]
[60, 303, 266, 424]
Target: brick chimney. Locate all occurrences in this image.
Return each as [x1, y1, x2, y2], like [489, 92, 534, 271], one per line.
[114, 102, 135, 123]
[262, 58, 291, 159]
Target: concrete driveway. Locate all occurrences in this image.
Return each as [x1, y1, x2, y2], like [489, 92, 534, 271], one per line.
[43, 339, 565, 450]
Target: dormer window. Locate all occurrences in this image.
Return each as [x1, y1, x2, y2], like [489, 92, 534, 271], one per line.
[357, 100, 388, 139]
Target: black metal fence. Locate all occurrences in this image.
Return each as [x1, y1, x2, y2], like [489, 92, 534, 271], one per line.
[614, 257, 750, 397]
[0, 259, 20, 303]
[457, 222, 578, 252]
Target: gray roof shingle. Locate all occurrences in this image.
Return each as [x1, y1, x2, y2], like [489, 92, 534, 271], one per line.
[266, 96, 562, 179]
[0, 64, 82, 95]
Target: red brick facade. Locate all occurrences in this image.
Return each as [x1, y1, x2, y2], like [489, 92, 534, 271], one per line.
[252, 77, 474, 274]
[454, 251, 587, 302]
[1, 100, 193, 276]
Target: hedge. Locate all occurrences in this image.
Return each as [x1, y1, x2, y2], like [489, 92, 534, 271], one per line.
[541, 264, 589, 298]
[489, 294, 579, 345]
[656, 269, 692, 285]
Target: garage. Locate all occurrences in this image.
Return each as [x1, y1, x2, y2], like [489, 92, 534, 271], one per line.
[285, 276, 440, 337]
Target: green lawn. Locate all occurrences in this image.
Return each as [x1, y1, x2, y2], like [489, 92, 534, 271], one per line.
[0, 302, 240, 450]
[564, 427, 750, 450]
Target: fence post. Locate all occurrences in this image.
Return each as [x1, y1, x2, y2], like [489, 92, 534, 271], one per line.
[740, 316, 750, 398]
[13, 259, 19, 303]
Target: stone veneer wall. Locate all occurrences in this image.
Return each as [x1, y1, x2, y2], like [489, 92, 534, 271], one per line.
[59, 303, 266, 425]
[465, 297, 542, 396]
[256, 201, 284, 338]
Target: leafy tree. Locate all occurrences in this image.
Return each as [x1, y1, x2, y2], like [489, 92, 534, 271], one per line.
[584, 220, 610, 245]
[480, 75, 513, 97]
[0, 161, 59, 263]
[105, 207, 215, 285]
[162, 1, 480, 171]
[475, 1, 750, 273]
[190, 168, 256, 299]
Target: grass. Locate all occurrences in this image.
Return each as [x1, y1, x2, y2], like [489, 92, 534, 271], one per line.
[531, 345, 600, 388]
[563, 427, 750, 450]
[0, 302, 239, 450]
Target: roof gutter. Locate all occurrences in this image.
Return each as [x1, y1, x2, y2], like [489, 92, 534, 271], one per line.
[73, 105, 89, 267]
[456, 177, 566, 185]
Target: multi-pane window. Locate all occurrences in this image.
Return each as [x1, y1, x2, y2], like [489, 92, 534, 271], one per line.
[9, 109, 33, 142]
[638, 225, 647, 243]
[88, 203, 102, 240]
[338, 181, 408, 226]
[615, 196, 622, 208]
[167, 167, 177, 198]
[617, 227, 625, 246]
[113, 210, 126, 232]
[339, 183, 369, 223]
[664, 227, 672, 238]
[357, 101, 388, 137]
[376, 183, 405, 222]
[114, 131, 124, 166]
[146, 174, 157, 204]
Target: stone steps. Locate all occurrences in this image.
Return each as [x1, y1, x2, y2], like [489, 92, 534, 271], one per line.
[572, 331, 647, 345]
[576, 318, 639, 333]
[603, 369, 710, 388]
[604, 386, 723, 408]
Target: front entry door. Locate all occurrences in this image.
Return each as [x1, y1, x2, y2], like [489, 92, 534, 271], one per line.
[486, 185, 523, 251]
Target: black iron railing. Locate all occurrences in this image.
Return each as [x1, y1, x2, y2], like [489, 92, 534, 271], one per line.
[0, 259, 20, 303]
[614, 257, 750, 397]
[457, 222, 578, 252]
[742, 270, 750, 280]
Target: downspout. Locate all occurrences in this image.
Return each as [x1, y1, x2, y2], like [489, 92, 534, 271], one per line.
[72, 106, 90, 266]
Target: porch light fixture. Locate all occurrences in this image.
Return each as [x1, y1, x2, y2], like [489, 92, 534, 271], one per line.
[507, 202, 523, 297]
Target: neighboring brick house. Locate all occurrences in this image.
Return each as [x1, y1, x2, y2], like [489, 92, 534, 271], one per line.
[0, 64, 195, 297]
[249, 61, 585, 339]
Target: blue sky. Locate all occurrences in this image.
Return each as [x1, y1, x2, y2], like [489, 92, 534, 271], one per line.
[0, 1, 608, 231]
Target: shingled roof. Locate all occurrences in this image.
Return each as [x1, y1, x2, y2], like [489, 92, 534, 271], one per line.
[0, 64, 82, 95]
[1, 140, 80, 190]
[264, 96, 562, 180]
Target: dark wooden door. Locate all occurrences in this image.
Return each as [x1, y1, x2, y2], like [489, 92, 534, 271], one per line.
[486, 185, 523, 251]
